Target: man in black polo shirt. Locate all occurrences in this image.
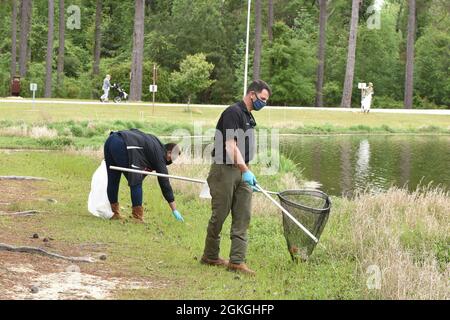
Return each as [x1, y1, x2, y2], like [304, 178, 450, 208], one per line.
[201, 80, 272, 275]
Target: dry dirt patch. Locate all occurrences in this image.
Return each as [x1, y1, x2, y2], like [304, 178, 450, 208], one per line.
[0, 251, 168, 299]
[0, 180, 45, 210]
[0, 180, 170, 299]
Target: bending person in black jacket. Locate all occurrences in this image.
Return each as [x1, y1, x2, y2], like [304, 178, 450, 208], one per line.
[103, 129, 183, 223]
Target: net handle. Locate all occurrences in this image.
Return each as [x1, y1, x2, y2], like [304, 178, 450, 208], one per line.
[255, 184, 319, 243]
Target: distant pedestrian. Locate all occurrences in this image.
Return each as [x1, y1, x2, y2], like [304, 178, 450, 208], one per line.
[100, 74, 112, 102]
[361, 82, 374, 113]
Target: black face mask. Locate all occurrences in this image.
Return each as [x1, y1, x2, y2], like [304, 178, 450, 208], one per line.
[166, 159, 173, 166]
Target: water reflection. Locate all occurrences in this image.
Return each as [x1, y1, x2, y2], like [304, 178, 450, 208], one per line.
[399, 142, 411, 187]
[312, 144, 321, 182]
[340, 140, 352, 197]
[355, 139, 371, 191]
[281, 135, 450, 197]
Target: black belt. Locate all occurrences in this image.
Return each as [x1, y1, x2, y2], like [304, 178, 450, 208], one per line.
[213, 163, 248, 168]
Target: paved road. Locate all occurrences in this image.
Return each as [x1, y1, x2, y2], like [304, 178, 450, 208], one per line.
[1, 98, 449, 115]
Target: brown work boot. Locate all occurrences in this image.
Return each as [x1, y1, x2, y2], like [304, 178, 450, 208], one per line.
[227, 263, 256, 276]
[200, 255, 229, 267]
[131, 206, 144, 223]
[110, 203, 123, 220]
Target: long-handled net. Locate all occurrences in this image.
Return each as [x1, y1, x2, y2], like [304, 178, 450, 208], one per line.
[277, 189, 331, 261]
[109, 166, 331, 262]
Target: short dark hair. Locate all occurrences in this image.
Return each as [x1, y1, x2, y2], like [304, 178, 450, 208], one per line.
[246, 80, 272, 96]
[165, 143, 180, 155]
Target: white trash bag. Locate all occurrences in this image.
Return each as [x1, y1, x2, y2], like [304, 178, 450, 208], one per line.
[88, 160, 113, 219]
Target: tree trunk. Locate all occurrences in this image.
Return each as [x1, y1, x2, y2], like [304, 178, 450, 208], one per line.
[341, 0, 360, 108]
[56, 0, 65, 92]
[18, 0, 32, 77]
[93, 0, 102, 76]
[395, 0, 403, 32]
[130, 0, 145, 102]
[268, 0, 274, 43]
[10, 0, 18, 79]
[253, 0, 262, 80]
[404, 0, 416, 109]
[315, 0, 328, 108]
[44, 0, 54, 98]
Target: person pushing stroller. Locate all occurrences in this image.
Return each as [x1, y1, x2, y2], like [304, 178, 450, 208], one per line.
[100, 74, 112, 102]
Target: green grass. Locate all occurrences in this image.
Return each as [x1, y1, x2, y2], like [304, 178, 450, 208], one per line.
[1, 149, 447, 299]
[0, 150, 363, 299]
[0, 101, 449, 138]
[0, 100, 448, 299]
[0, 101, 449, 150]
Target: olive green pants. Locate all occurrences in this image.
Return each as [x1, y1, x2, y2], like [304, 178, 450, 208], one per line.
[203, 164, 252, 264]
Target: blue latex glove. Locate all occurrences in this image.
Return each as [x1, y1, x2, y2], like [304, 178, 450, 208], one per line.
[172, 210, 184, 222]
[242, 170, 258, 189]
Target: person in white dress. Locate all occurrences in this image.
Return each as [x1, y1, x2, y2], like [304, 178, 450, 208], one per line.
[361, 82, 374, 113]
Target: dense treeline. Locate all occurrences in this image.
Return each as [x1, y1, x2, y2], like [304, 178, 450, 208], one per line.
[0, 0, 448, 108]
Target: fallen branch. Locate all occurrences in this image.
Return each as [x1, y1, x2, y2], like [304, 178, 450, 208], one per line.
[0, 210, 40, 217]
[0, 243, 95, 263]
[0, 176, 50, 181]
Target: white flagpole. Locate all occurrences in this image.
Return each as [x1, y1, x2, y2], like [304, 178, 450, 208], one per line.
[243, 0, 252, 98]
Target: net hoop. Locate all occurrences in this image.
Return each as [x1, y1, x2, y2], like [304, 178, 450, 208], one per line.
[277, 189, 331, 214]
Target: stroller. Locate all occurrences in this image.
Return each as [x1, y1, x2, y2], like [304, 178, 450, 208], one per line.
[111, 83, 128, 103]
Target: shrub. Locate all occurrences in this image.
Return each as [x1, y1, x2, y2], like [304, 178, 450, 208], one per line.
[37, 137, 74, 148]
[372, 96, 403, 109]
[323, 81, 342, 107]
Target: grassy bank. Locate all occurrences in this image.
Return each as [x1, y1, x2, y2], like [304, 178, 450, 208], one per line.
[0, 149, 448, 299]
[0, 118, 449, 151]
[0, 101, 449, 145]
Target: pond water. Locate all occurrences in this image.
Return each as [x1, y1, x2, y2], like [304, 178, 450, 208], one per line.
[280, 135, 450, 197]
